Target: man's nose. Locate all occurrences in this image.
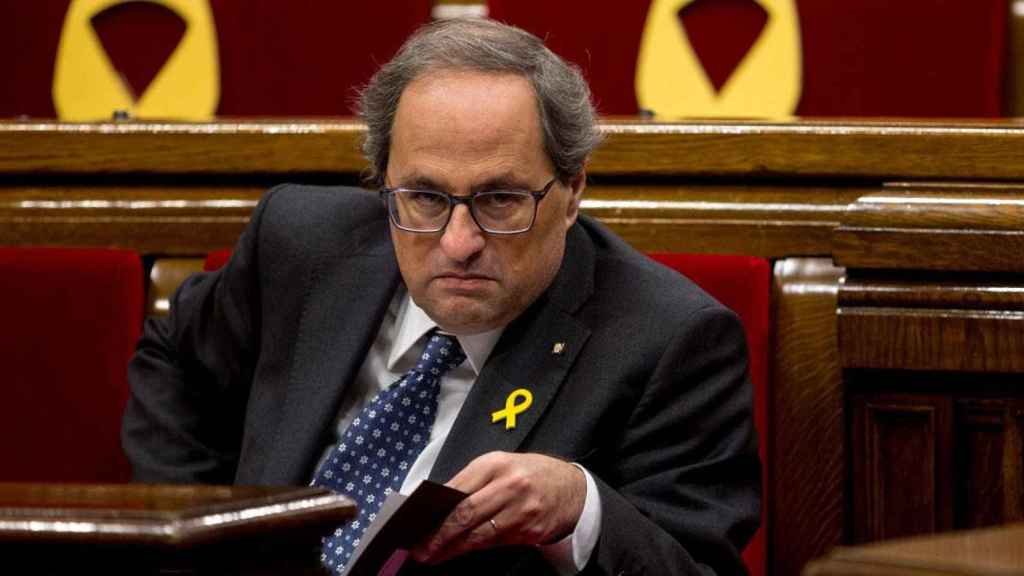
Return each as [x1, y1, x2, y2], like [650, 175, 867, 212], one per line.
[439, 204, 486, 262]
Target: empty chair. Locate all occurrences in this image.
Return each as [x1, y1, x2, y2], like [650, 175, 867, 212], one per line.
[0, 247, 143, 483]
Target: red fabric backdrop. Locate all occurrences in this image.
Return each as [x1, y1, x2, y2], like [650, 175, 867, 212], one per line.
[1, 1, 1008, 118]
[489, 0, 1008, 117]
[0, 1, 432, 118]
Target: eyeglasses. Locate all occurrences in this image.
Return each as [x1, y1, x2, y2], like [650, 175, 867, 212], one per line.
[380, 178, 558, 235]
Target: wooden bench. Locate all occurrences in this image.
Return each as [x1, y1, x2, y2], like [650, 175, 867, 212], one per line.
[3, 118, 1023, 576]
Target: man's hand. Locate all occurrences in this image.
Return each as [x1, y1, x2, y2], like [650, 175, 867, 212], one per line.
[410, 451, 586, 565]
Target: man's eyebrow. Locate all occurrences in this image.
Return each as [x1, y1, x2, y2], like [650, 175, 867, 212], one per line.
[395, 175, 443, 190]
[471, 174, 532, 192]
[394, 173, 532, 193]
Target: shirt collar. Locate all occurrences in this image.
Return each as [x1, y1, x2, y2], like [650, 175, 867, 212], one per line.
[388, 289, 503, 376]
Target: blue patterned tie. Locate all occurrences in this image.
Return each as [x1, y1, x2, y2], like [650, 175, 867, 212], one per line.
[313, 330, 466, 574]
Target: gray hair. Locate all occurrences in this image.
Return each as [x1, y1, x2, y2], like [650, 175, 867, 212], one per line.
[357, 17, 603, 187]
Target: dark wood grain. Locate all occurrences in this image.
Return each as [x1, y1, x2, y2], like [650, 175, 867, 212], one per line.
[147, 258, 205, 316]
[0, 482, 355, 546]
[838, 308, 1024, 372]
[839, 278, 1024, 311]
[834, 189, 1024, 273]
[0, 483, 354, 574]
[850, 393, 952, 543]
[771, 258, 845, 576]
[0, 187, 262, 253]
[803, 523, 1024, 576]
[1006, 403, 1024, 524]
[955, 399, 1010, 529]
[8, 119, 1024, 180]
[0, 121, 367, 175]
[584, 184, 862, 257]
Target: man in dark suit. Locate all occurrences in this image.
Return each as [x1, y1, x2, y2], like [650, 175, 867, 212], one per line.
[123, 17, 759, 576]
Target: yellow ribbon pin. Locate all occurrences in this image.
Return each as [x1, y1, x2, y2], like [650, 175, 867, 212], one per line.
[491, 388, 533, 430]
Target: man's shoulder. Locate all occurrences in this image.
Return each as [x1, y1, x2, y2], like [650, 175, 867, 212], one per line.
[260, 184, 384, 219]
[247, 184, 391, 260]
[578, 215, 726, 320]
[256, 183, 387, 233]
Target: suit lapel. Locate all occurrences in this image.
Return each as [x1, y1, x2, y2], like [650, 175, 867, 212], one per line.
[259, 219, 401, 485]
[429, 224, 595, 482]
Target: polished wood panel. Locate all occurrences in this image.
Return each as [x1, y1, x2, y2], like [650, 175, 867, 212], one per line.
[6, 119, 1024, 180]
[804, 523, 1024, 576]
[0, 121, 367, 175]
[583, 184, 862, 257]
[1005, 402, 1024, 524]
[837, 307, 1024, 372]
[839, 278, 1024, 311]
[834, 188, 1024, 273]
[147, 258, 205, 316]
[955, 399, 1010, 529]
[771, 258, 845, 576]
[848, 373, 1024, 550]
[0, 187, 261, 253]
[0, 482, 354, 545]
[850, 393, 952, 543]
[0, 482, 355, 574]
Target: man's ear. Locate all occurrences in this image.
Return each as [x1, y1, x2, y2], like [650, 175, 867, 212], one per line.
[564, 169, 586, 228]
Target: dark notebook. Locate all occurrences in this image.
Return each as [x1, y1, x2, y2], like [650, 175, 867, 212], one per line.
[343, 480, 468, 576]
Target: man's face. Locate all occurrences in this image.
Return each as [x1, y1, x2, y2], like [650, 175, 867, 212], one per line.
[386, 70, 584, 335]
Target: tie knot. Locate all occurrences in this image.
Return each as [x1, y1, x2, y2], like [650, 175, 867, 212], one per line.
[415, 331, 466, 379]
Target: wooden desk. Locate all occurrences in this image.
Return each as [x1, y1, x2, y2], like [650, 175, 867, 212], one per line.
[804, 523, 1024, 576]
[0, 482, 355, 574]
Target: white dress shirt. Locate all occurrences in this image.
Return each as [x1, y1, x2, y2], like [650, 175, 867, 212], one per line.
[316, 288, 601, 574]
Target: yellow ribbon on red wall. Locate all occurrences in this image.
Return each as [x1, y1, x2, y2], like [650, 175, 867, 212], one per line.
[636, 0, 802, 118]
[52, 0, 220, 121]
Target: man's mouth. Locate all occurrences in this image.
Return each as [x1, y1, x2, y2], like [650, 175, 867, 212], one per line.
[433, 272, 495, 291]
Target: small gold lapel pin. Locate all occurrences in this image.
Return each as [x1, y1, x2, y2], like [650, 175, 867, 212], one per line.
[552, 342, 566, 355]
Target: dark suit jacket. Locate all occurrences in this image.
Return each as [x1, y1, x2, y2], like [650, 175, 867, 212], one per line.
[123, 184, 760, 576]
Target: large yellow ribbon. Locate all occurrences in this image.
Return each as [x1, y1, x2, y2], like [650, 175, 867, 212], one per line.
[635, 0, 802, 118]
[491, 389, 533, 430]
[53, 0, 220, 121]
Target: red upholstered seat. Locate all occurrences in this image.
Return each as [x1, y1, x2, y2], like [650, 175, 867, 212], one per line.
[648, 252, 770, 576]
[0, 247, 143, 483]
[204, 249, 232, 272]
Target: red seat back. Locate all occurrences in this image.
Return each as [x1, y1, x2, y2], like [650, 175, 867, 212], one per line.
[0, 247, 143, 483]
[648, 252, 770, 576]
[204, 249, 232, 272]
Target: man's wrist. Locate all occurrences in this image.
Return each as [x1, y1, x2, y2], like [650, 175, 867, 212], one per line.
[538, 463, 602, 575]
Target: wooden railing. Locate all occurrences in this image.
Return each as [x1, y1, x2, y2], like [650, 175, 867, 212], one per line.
[3, 118, 1023, 576]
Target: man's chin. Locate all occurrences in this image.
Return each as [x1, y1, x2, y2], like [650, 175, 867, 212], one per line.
[425, 298, 503, 335]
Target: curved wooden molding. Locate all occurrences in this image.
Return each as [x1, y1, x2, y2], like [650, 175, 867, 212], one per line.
[7, 119, 1024, 179]
[835, 185, 1024, 273]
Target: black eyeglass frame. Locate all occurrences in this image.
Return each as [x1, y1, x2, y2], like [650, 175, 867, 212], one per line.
[379, 177, 559, 235]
